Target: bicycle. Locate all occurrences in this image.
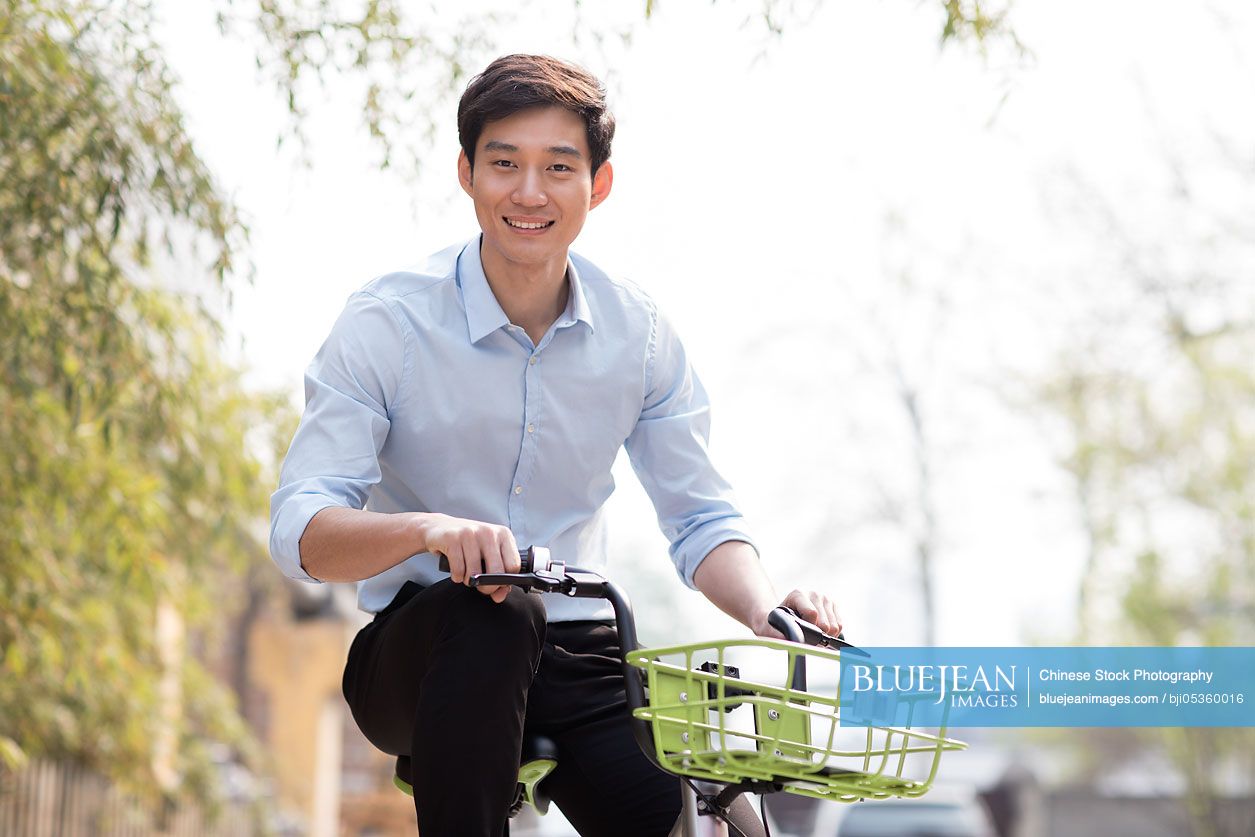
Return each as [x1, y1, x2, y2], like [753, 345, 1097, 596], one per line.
[395, 547, 967, 836]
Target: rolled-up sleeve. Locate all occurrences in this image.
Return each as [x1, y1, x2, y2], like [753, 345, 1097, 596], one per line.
[269, 291, 411, 582]
[624, 308, 756, 588]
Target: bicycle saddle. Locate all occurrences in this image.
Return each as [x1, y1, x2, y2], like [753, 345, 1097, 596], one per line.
[393, 733, 560, 816]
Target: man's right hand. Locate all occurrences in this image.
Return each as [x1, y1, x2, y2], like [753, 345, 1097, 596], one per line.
[421, 514, 521, 604]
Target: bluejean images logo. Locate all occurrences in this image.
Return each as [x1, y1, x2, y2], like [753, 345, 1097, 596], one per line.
[837, 647, 1255, 728]
[848, 663, 1019, 709]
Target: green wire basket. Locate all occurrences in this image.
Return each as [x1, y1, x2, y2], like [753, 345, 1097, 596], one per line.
[626, 638, 967, 802]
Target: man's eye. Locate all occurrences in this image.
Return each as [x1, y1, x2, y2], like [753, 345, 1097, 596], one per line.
[551, 164, 572, 173]
[492, 160, 515, 168]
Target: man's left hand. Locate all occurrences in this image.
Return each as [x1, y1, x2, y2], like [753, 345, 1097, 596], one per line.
[754, 589, 843, 639]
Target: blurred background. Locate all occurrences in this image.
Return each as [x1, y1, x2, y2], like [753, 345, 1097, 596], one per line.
[1, 0, 1253, 834]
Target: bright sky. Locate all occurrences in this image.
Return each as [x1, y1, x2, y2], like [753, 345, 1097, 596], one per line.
[157, 0, 1252, 649]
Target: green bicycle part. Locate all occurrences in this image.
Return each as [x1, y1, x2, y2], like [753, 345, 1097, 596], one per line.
[395, 759, 557, 814]
[650, 663, 710, 754]
[519, 758, 558, 813]
[754, 700, 811, 762]
[626, 637, 967, 803]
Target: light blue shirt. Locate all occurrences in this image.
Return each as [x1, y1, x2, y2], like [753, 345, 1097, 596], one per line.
[269, 236, 755, 620]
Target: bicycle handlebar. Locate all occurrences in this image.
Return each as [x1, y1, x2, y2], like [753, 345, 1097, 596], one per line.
[446, 552, 867, 659]
[449, 550, 866, 674]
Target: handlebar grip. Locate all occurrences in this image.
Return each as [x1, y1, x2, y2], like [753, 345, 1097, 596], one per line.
[437, 546, 539, 574]
[771, 606, 869, 657]
[768, 608, 806, 644]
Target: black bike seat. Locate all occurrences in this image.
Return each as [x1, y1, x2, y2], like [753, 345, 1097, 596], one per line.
[521, 733, 558, 763]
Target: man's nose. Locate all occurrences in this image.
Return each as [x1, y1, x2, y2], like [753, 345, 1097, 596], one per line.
[512, 170, 548, 206]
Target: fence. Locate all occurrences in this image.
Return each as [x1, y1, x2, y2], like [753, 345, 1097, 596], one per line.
[0, 760, 258, 837]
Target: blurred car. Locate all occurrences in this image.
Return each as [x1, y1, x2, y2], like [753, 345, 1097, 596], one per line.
[834, 786, 997, 837]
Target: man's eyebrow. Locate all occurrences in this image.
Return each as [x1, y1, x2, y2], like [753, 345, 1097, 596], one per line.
[481, 140, 583, 159]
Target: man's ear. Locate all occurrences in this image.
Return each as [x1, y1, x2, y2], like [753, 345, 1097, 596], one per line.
[589, 160, 614, 210]
[458, 149, 474, 196]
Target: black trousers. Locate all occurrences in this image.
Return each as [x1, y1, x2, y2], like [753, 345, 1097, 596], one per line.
[341, 579, 681, 836]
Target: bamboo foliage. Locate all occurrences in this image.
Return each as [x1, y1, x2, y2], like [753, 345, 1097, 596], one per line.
[0, 0, 285, 805]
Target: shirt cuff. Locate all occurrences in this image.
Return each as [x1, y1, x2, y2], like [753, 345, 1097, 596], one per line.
[673, 522, 758, 589]
[269, 493, 342, 584]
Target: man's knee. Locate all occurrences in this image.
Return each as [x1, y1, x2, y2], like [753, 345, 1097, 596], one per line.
[441, 582, 546, 654]
[481, 586, 547, 645]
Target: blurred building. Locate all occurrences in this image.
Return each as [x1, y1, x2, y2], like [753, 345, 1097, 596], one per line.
[223, 574, 415, 836]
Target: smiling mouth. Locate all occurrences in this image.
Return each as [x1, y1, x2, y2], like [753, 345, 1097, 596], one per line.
[504, 218, 555, 230]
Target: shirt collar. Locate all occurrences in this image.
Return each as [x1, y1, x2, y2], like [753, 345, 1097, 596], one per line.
[457, 236, 596, 345]
[457, 238, 509, 344]
[565, 257, 595, 333]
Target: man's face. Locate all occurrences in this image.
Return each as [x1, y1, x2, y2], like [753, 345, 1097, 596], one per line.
[459, 106, 613, 276]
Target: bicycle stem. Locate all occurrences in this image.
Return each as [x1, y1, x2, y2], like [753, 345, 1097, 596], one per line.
[597, 579, 661, 771]
[768, 608, 808, 692]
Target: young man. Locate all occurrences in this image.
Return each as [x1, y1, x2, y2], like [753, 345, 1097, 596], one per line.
[269, 54, 841, 836]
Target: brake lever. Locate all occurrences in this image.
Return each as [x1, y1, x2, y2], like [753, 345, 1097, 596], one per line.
[469, 571, 567, 594]
[777, 606, 870, 657]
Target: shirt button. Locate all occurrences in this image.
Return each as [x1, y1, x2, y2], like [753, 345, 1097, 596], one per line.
[527, 423, 535, 433]
[514, 486, 523, 495]
[528, 356, 537, 365]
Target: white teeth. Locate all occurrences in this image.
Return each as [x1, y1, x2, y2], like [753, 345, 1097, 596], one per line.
[506, 219, 551, 230]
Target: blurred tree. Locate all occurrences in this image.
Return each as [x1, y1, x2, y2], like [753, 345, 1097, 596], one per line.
[0, 0, 288, 805]
[859, 214, 961, 648]
[827, 213, 956, 647]
[645, 0, 1016, 44]
[1035, 135, 1255, 837]
[1041, 314, 1255, 837]
[1038, 165, 1255, 647]
[219, 0, 1021, 178]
